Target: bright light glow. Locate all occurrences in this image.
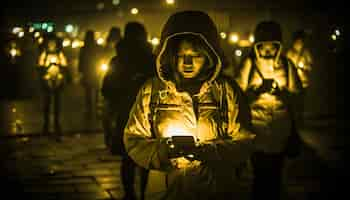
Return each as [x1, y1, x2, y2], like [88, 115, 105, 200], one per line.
[72, 39, 81, 48]
[47, 26, 54, 33]
[41, 23, 48, 29]
[10, 49, 17, 57]
[331, 34, 337, 40]
[97, 38, 105, 45]
[151, 37, 160, 46]
[29, 27, 35, 33]
[298, 62, 304, 69]
[12, 27, 22, 34]
[229, 33, 239, 43]
[112, 0, 120, 6]
[50, 56, 58, 63]
[166, 0, 175, 5]
[335, 29, 340, 36]
[131, 8, 139, 15]
[18, 31, 24, 38]
[163, 124, 192, 138]
[220, 32, 227, 39]
[65, 24, 74, 33]
[100, 63, 109, 72]
[235, 49, 242, 57]
[34, 32, 40, 38]
[38, 37, 44, 44]
[62, 38, 71, 47]
[249, 35, 255, 43]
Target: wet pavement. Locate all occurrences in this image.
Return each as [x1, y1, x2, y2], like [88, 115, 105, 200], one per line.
[0, 123, 346, 200]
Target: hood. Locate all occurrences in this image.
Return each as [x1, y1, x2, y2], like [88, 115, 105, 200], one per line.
[156, 10, 226, 89]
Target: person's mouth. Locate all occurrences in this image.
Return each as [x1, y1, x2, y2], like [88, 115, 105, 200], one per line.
[183, 66, 194, 73]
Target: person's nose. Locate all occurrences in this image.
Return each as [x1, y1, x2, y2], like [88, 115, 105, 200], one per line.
[183, 55, 193, 65]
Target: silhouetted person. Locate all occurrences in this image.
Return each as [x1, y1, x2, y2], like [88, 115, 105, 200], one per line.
[235, 21, 303, 200]
[101, 22, 155, 200]
[37, 33, 68, 141]
[103, 26, 121, 62]
[286, 30, 313, 89]
[79, 30, 103, 119]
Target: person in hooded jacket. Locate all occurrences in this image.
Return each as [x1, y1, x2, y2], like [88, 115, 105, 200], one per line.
[101, 22, 155, 200]
[123, 10, 256, 200]
[235, 21, 303, 200]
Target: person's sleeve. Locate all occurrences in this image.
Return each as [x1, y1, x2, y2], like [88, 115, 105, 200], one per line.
[234, 57, 253, 92]
[123, 79, 172, 171]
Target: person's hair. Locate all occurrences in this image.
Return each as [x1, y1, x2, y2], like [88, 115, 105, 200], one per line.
[124, 22, 147, 41]
[160, 34, 216, 81]
[83, 30, 95, 47]
[106, 27, 121, 44]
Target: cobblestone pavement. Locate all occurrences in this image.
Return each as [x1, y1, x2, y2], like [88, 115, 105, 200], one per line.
[0, 127, 346, 200]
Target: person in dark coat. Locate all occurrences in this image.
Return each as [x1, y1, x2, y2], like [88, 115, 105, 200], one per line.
[101, 21, 155, 200]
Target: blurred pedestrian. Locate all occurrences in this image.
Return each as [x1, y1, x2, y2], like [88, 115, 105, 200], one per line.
[286, 30, 313, 89]
[37, 33, 68, 141]
[123, 11, 255, 200]
[101, 22, 155, 200]
[235, 20, 304, 200]
[78, 30, 103, 119]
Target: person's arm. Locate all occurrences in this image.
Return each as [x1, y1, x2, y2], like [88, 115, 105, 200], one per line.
[234, 57, 253, 92]
[123, 79, 172, 171]
[195, 81, 256, 167]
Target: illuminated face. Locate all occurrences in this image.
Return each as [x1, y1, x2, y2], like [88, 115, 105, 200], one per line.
[293, 39, 304, 52]
[48, 40, 57, 51]
[257, 41, 278, 59]
[176, 40, 206, 79]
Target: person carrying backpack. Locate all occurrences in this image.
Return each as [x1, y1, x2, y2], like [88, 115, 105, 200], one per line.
[101, 22, 155, 200]
[123, 10, 256, 200]
[235, 20, 304, 200]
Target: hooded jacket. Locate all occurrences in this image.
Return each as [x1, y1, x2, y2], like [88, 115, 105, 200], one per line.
[235, 21, 303, 154]
[123, 11, 255, 200]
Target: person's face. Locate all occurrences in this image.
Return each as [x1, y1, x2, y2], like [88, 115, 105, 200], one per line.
[176, 40, 206, 79]
[48, 40, 57, 51]
[293, 39, 304, 52]
[257, 41, 279, 59]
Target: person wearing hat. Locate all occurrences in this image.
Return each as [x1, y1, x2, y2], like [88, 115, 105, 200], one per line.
[235, 20, 303, 200]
